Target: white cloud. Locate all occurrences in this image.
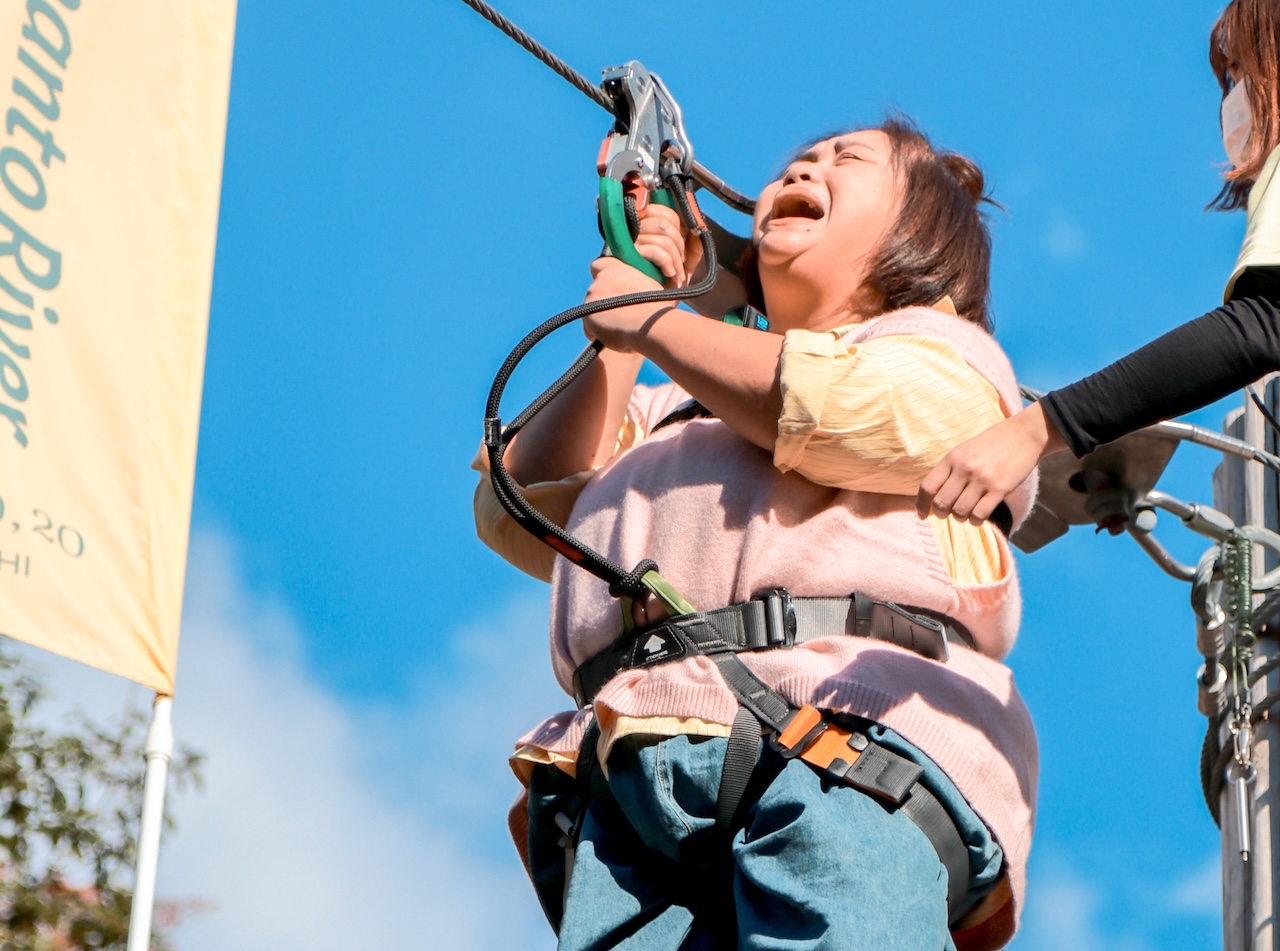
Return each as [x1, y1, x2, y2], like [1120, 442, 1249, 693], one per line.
[1013, 860, 1112, 951]
[1169, 853, 1221, 917]
[1012, 848, 1225, 951]
[7, 529, 561, 951]
[1039, 208, 1090, 263]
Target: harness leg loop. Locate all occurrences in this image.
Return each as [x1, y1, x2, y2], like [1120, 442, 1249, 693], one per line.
[715, 707, 763, 833]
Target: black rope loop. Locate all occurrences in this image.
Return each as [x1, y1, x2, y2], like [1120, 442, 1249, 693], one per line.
[609, 559, 660, 599]
[483, 172, 719, 597]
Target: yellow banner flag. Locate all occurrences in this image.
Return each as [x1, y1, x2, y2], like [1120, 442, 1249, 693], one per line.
[0, 1, 237, 695]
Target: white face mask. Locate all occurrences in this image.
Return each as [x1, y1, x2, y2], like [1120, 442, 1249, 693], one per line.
[1222, 79, 1253, 167]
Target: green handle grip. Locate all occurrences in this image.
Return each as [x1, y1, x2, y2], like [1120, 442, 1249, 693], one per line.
[598, 177, 674, 283]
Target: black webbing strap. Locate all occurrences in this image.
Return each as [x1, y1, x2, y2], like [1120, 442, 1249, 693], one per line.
[574, 719, 601, 792]
[552, 719, 601, 914]
[714, 707, 762, 832]
[768, 716, 967, 921]
[710, 669, 972, 922]
[651, 398, 715, 434]
[572, 592, 972, 708]
[707, 650, 795, 734]
[902, 782, 971, 918]
[792, 728, 970, 921]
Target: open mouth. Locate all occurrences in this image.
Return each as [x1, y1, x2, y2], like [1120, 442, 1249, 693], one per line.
[772, 192, 824, 221]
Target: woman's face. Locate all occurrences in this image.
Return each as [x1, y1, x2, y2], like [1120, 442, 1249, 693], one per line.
[751, 130, 902, 327]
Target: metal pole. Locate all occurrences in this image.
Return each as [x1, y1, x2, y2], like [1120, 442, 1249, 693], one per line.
[126, 695, 173, 951]
[1220, 385, 1280, 951]
[1246, 391, 1275, 951]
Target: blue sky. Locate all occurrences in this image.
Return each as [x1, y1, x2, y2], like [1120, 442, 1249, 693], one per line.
[43, 0, 1268, 946]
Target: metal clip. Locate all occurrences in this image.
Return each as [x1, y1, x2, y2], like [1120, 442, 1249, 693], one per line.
[554, 811, 581, 907]
[1228, 705, 1256, 861]
[1234, 715, 1253, 765]
[1228, 761, 1257, 861]
[599, 61, 694, 190]
[483, 416, 502, 448]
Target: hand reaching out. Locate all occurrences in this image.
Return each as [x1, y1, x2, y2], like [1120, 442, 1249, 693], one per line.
[916, 401, 1068, 522]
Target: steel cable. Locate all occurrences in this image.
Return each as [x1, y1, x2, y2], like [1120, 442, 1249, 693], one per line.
[457, 0, 612, 111]
[456, 0, 757, 215]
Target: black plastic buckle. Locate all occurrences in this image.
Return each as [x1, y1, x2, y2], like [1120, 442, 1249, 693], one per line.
[755, 587, 797, 648]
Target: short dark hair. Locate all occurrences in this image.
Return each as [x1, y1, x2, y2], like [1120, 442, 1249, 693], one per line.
[1210, 0, 1280, 210]
[738, 117, 997, 331]
[868, 117, 996, 331]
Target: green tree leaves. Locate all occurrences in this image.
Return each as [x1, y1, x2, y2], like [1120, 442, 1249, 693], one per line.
[0, 649, 202, 950]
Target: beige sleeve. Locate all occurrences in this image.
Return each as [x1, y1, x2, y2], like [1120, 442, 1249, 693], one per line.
[774, 331, 1007, 495]
[1227, 145, 1280, 300]
[470, 410, 645, 582]
[471, 447, 594, 583]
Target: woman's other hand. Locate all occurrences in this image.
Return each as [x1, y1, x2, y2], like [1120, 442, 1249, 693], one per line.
[582, 257, 668, 352]
[916, 402, 1067, 521]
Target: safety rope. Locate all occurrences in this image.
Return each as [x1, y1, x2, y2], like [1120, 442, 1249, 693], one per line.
[483, 171, 719, 597]
[456, 0, 757, 216]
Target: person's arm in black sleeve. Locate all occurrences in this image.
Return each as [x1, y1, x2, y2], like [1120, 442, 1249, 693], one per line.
[1041, 266, 1280, 456]
[918, 268, 1280, 522]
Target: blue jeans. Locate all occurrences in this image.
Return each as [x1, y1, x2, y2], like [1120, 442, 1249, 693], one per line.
[539, 726, 1002, 951]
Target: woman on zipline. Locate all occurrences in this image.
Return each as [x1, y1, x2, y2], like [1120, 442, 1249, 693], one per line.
[919, 0, 1280, 525]
[476, 119, 1035, 950]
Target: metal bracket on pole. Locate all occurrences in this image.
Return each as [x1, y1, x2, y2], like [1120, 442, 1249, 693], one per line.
[1016, 378, 1280, 950]
[126, 694, 174, 951]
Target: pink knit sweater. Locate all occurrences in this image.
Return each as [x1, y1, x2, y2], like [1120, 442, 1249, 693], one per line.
[518, 307, 1040, 933]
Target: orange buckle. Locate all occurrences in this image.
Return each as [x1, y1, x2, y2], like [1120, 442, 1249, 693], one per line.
[774, 705, 868, 775]
[775, 704, 825, 757]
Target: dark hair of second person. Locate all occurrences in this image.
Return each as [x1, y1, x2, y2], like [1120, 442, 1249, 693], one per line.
[1212, 0, 1280, 208]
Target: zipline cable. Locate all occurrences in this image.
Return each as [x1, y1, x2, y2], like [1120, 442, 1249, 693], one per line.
[458, 0, 612, 111]
[457, 0, 757, 216]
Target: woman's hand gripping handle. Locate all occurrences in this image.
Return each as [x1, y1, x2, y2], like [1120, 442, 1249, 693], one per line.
[584, 203, 704, 353]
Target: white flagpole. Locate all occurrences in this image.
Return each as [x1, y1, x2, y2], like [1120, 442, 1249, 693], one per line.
[127, 695, 174, 951]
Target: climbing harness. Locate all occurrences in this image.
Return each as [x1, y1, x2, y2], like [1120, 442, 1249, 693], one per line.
[464, 0, 979, 927]
[568, 589, 976, 920]
[573, 593, 969, 708]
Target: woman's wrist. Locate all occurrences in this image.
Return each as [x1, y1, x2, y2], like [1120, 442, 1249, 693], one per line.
[1022, 401, 1068, 458]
